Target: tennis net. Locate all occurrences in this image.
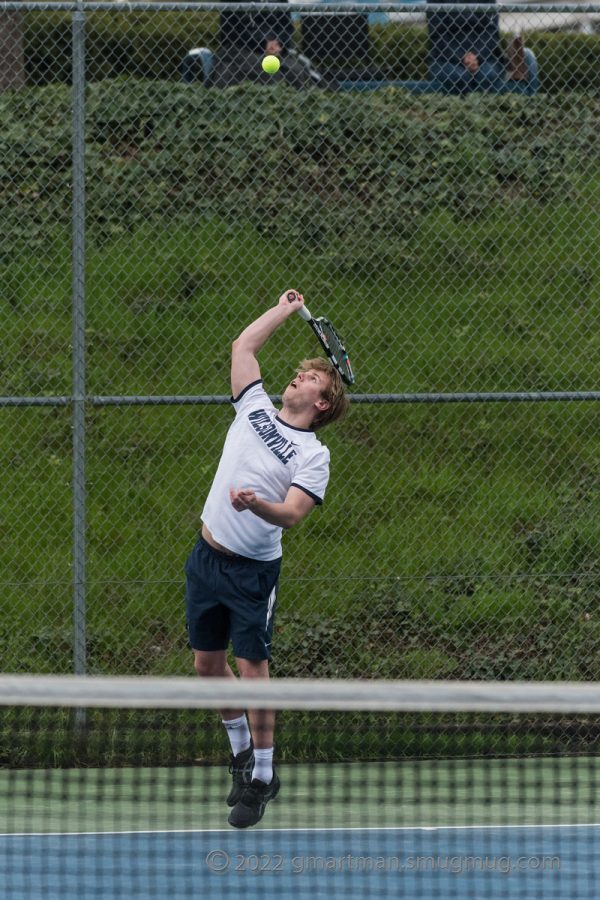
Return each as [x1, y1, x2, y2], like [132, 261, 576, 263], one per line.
[1, 675, 599, 899]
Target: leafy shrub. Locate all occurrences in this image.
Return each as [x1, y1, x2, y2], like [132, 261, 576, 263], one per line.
[2, 78, 598, 260]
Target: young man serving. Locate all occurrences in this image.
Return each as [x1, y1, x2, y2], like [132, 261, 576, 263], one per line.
[185, 290, 348, 828]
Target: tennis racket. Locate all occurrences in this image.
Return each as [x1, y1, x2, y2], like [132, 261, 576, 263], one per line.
[287, 291, 355, 385]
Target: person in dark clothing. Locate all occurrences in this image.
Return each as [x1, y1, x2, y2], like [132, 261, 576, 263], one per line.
[206, 35, 323, 90]
[217, 0, 294, 54]
[427, 0, 531, 94]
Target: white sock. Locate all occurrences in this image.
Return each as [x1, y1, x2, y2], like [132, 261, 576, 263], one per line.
[222, 714, 251, 756]
[252, 748, 274, 784]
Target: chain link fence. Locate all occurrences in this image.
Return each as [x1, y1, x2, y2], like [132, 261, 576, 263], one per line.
[0, 2, 598, 681]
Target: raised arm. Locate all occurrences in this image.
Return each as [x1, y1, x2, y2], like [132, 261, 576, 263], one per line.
[231, 290, 304, 398]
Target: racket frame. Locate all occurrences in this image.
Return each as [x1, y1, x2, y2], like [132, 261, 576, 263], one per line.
[287, 291, 355, 385]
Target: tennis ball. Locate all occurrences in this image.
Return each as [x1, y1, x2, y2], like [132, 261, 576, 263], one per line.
[261, 55, 281, 75]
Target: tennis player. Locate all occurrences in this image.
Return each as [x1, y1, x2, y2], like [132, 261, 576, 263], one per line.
[185, 290, 349, 828]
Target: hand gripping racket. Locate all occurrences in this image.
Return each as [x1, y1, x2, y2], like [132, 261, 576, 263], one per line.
[287, 291, 355, 385]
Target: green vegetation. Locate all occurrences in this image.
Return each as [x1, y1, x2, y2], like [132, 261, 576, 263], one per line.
[22, 12, 600, 93]
[2, 705, 598, 768]
[0, 79, 598, 681]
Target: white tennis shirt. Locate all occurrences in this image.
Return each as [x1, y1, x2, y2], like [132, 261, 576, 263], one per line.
[201, 380, 330, 561]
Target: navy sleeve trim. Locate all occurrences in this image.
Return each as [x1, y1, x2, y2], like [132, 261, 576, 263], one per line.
[291, 483, 323, 505]
[231, 379, 263, 404]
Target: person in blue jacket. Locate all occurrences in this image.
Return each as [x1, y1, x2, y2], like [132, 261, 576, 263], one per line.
[427, 0, 532, 94]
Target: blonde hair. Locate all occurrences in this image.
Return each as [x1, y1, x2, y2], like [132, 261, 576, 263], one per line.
[296, 358, 350, 430]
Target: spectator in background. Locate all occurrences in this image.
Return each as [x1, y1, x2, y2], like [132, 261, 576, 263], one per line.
[206, 35, 324, 90]
[217, 0, 294, 55]
[205, 0, 292, 87]
[427, 0, 531, 94]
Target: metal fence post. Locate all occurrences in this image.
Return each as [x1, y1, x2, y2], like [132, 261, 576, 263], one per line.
[72, 4, 87, 680]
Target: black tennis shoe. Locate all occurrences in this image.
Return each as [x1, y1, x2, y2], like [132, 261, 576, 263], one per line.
[228, 771, 281, 828]
[226, 744, 254, 807]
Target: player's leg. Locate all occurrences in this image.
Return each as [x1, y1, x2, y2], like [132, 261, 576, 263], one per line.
[228, 656, 280, 829]
[236, 656, 275, 769]
[192, 648, 255, 805]
[226, 559, 281, 828]
[193, 648, 244, 721]
[185, 538, 254, 802]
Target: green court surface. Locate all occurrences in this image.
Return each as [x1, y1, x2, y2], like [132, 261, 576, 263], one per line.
[2, 757, 600, 834]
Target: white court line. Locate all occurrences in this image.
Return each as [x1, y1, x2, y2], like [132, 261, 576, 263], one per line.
[1, 823, 600, 838]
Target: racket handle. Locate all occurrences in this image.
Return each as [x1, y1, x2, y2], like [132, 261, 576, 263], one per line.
[286, 291, 312, 321]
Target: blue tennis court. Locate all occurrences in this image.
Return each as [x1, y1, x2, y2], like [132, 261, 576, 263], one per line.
[3, 685, 600, 900]
[1, 824, 598, 899]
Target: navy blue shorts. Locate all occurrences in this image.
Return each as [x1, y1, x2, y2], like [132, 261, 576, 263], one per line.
[184, 537, 281, 661]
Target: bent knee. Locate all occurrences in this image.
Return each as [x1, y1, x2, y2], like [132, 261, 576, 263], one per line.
[236, 657, 270, 679]
[193, 650, 227, 677]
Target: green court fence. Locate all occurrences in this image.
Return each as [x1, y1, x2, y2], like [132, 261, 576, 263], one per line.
[0, 2, 598, 679]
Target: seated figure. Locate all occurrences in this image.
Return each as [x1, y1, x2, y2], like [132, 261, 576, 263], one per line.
[426, 0, 536, 94]
[181, 0, 324, 89]
[183, 0, 539, 96]
[337, 27, 540, 95]
[216, 0, 294, 56]
[206, 36, 323, 89]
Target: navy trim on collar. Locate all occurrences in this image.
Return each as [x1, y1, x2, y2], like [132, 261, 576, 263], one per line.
[276, 415, 313, 434]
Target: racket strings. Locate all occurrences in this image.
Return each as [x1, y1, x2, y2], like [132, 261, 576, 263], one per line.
[321, 322, 354, 384]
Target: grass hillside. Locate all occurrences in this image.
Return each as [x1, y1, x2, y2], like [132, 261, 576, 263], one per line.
[0, 80, 598, 680]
